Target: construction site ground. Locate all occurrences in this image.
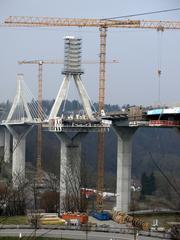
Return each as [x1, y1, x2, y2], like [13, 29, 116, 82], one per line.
[88, 216, 126, 228]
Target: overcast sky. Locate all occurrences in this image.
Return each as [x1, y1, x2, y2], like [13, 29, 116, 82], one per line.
[1, 0, 180, 107]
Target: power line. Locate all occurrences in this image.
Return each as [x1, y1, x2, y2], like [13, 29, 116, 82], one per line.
[148, 151, 180, 198]
[102, 7, 180, 20]
[139, 130, 180, 200]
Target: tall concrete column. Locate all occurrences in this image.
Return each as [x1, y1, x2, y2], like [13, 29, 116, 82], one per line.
[56, 132, 87, 212]
[0, 127, 5, 164]
[0, 127, 11, 163]
[6, 125, 33, 187]
[4, 128, 11, 163]
[114, 127, 137, 213]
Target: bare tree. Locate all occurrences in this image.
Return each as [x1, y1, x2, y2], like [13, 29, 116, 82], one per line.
[40, 172, 59, 212]
[62, 161, 81, 212]
[0, 171, 29, 216]
[61, 151, 89, 212]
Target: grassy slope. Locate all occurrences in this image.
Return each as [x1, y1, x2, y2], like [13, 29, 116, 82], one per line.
[134, 213, 180, 228]
[0, 213, 179, 229]
[0, 216, 28, 225]
[0, 238, 71, 240]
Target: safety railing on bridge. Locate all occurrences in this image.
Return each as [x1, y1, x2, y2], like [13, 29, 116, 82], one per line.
[49, 117, 112, 132]
[149, 120, 180, 127]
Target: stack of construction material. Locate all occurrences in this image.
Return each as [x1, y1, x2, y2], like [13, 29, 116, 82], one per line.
[112, 211, 149, 231]
[112, 211, 126, 224]
[128, 106, 145, 121]
[27, 212, 44, 226]
[40, 213, 66, 225]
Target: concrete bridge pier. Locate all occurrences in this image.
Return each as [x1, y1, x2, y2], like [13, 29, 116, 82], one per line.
[4, 128, 11, 163]
[0, 127, 11, 165]
[56, 132, 87, 212]
[113, 127, 137, 213]
[6, 125, 33, 187]
[0, 127, 5, 163]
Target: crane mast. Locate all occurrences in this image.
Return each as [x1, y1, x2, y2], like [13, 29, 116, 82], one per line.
[5, 16, 180, 210]
[37, 62, 43, 183]
[96, 27, 107, 209]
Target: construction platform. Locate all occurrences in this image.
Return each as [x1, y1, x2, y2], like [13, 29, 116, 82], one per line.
[104, 106, 180, 128]
[48, 117, 112, 132]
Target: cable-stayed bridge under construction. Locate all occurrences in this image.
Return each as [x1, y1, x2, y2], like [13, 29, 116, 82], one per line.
[1, 36, 180, 213]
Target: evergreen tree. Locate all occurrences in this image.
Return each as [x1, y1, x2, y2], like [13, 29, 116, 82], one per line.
[140, 172, 156, 199]
[149, 172, 156, 194]
[140, 172, 148, 199]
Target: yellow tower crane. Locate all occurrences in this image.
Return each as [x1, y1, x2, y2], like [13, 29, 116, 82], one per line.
[4, 16, 180, 210]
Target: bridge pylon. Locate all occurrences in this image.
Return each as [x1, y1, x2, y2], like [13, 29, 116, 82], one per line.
[5, 73, 46, 125]
[6, 74, 32, 124]
[3, 73, 47, 187]
[48, 37, 108, 212]
[49, 37, 94, 121]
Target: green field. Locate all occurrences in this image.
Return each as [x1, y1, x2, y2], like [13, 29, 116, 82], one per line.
[0, 238, 71, 240]
[0, 213, 179, 230]
[0, 216, 28, 225]
[134, 212, 180, 228]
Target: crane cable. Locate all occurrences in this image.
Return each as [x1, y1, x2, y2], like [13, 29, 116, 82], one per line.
[142, 126, 180, 199]
[157, 28, 164, 105]
[148, 150, 180, 198]
[102, 7, 180, 20]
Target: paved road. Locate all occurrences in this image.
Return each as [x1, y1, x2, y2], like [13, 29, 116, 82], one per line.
[0, 228, 169, 239]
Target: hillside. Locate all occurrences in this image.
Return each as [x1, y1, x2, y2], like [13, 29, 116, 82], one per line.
[25, 114, 180, 184]
[1, 100, 180, 202]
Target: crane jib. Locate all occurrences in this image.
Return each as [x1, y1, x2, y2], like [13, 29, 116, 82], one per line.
[3, 16, 180, 29]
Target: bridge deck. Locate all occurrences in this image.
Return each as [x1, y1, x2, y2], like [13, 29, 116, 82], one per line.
[48, 118, 111, 132]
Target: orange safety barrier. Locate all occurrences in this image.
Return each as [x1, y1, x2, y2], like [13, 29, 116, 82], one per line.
[61, 213, 88, 224]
